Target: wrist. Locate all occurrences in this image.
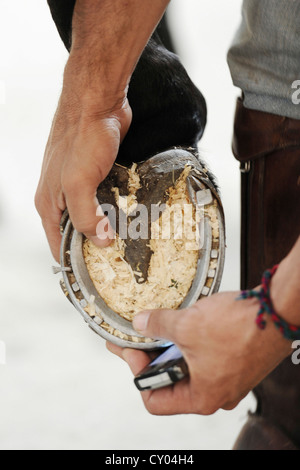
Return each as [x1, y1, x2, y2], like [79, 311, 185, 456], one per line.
[271, 237, 300, 326]
[68, 0, 169, 104]
[63, 55, 129, 113]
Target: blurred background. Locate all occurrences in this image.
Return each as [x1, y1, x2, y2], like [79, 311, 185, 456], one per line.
[0, 0, 256, 450]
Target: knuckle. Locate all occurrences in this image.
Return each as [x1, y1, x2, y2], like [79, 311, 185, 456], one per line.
[34, 193, 42, 214]
[74, 219, 97, 236]
[201, 405, 218, 416]
[145, 399, 169, 417]
[222, 402, 238, 411]
[34, 190, 47, 217]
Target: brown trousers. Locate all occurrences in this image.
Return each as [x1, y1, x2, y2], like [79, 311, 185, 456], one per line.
[233, 98, 300, 450]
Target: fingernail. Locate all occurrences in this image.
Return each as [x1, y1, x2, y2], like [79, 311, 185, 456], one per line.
[133, 311, 151, 333]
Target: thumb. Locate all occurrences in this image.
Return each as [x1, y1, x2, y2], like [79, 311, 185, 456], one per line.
[66, 190, 115, 248]
[63, 171, 115, 248]
[133, 309, 184, 344]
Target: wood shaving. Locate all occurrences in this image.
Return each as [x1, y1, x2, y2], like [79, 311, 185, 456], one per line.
[205, 202, 219, 240]
[83, 166, 199, 322]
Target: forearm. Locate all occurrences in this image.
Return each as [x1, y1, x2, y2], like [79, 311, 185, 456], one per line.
[65, 0, 170, 103]
[271, 236, 300, 326]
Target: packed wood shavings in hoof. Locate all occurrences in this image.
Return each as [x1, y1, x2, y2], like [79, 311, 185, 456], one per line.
[83, 166, 199, 322]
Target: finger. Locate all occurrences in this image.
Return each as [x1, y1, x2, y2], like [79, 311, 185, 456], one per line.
[222, 400, 241, 411]
[106, 343, 148, 373]
[62, 130, 117, 247]
[141, 377, 193, 416]
[120, 349, 195, 415]
[107, 347, 153, 403]
[35, 184, 65, 262]
[132, 309, 185, 344]
[222, 392, 249, 411]
[42, 217, 62, 263]
[122, 348, 153, 376]
[106, 342, 125, 360]
[63, 172, 115, 248]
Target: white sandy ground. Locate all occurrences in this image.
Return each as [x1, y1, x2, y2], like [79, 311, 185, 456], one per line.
[0, 0, 256, 450]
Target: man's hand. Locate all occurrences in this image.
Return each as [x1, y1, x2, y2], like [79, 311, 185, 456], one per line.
[35, 0, 170, 261]
[108, 237, 300, 416]
[107, 291, 292, 416]
[35, 62, 132, 261]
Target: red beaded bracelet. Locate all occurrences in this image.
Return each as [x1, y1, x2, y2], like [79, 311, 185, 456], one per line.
[237, 265, 300, 341]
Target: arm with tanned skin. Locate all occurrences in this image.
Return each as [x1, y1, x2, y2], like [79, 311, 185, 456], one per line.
[35, 0, 170, 261]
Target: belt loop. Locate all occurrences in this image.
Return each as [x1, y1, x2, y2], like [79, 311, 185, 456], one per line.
[240, 161, 252, 174]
